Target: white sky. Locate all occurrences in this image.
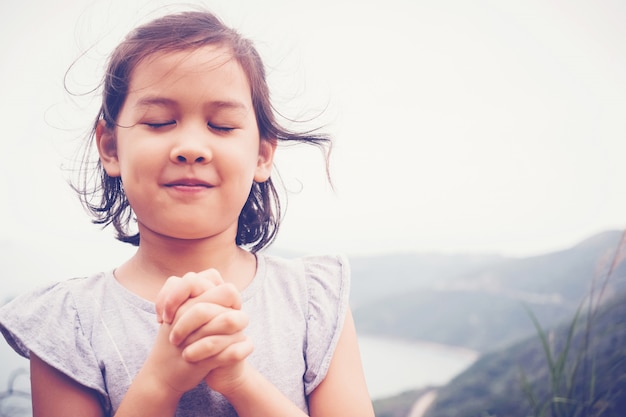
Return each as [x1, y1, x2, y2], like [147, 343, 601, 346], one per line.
[1, 0, 625, 270]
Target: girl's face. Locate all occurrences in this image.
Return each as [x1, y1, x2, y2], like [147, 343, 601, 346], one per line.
[97, 45, 275, 244]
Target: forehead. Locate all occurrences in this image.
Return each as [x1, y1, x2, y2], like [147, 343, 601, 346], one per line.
[127, 45, 251, 104]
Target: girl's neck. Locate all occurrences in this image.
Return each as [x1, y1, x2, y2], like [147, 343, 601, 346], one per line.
[114, 233, 257, 302]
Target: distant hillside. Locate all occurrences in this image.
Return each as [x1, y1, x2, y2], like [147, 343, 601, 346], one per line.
[423, 287, 626, 417]
[352, 230, 624, 351]
[348, 252, 502, 308]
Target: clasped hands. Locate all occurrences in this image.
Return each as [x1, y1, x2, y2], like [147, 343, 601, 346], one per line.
[147, 269, 253, 397]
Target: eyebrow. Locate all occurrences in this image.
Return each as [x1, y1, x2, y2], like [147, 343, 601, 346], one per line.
[134, 96, 249, 111]
[135, 96, 177, 108]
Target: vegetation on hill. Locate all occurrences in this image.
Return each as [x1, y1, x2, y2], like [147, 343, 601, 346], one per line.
[421, 286, 626, 417]
[368, 230, 626, 416]
[373, 388, 431, 417]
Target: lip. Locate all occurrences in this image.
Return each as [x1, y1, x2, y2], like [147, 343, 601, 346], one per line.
[164, 178, 215, 189]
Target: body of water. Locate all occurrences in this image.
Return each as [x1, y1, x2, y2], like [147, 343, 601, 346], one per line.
[358, 334, 479, 400]
[0, 334, 478, 403]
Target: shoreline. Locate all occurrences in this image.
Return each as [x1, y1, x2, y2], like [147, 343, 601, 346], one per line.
[408, 390, 438, 417]
[359, 334, 479, 401]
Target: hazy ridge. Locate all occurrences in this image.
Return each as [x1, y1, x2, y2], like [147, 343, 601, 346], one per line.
[364, 230, 626, 417]
[351, 230, 624, 351]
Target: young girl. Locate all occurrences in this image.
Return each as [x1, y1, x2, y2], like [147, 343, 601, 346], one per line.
[0, 10, 374, 417]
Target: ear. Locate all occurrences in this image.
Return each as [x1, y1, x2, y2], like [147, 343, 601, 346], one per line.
[96, 120, 121, 177]
[254, 138, 276, 183]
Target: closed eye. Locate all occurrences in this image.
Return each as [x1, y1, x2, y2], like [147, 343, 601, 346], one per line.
[208, 123, 236, 133]
[144, 121, 176, 129]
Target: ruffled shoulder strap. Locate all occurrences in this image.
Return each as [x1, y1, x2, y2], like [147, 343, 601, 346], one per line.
[301, 254, 351, 394]
[0, 276, 108, 398]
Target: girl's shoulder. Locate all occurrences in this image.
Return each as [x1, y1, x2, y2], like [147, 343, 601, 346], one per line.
[0, 272, 119, 401]
[1, 272, 114, 319]
[257, 253, 352, 394]
[9, 271, 111, 296]
[241, 253, 351, 396]
[0, 272, 112, 354]
[260, 252, 351, 286]
[0, 270, 149, 360]
[249, 252, 350, 306]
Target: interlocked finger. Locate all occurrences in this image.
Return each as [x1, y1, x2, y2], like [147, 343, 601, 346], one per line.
[173, 305, 249, 347]
[182, 333, 250, 363]
[191, 282, 242, 310]
[155, 268, 224, 324]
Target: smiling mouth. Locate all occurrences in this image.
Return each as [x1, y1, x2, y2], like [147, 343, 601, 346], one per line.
[165, 179, 214, 188]
[166, 183, 212, 188]
[163, 183, 214, 195]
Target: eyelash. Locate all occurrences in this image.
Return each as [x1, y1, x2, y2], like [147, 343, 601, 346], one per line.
[143, 121, 234, 132]
[209, 123, 235, 133]
[145, 121, 176, 129]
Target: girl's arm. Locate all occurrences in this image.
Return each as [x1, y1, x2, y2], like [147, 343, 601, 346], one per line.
[308, 309, 375, 416]
[216, 309, 375, 417]
[30, 336, 189, 417]
[30, 353, 105, 417]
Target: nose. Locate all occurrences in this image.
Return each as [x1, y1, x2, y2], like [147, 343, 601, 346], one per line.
[170, 132, 212, 164]
[173, 152, 208, 164]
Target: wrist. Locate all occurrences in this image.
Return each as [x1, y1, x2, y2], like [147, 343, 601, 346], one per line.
[115, 365, 184, 417]
[210, 362, 256, 401]
[139, 361, 188, 401]
[214, 364, 309, 417]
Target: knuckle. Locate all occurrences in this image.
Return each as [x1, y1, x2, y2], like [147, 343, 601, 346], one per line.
[164, 275, 182, 286]
[220, 284, 242, 306]
[224, 283, 241, 299]
[200, 337, 216, 353]
[202, 268, 222, 283]
[182, 272, 197, 280]
[184, 337, 216, 362]
[221, 312, 237, 327]
[221, 310, 247, 330]
[184, 303, 209, 325]
[232, 339, 254, 360]
[198, 302, 219, 320]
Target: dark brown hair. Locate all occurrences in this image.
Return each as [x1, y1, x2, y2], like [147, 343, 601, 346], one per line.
[73, 10, 330, 252]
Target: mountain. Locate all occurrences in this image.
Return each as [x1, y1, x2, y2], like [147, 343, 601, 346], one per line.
[348, 252, 503, 308]
[422, 287, 626, 417]
[351, 230, 624, 352]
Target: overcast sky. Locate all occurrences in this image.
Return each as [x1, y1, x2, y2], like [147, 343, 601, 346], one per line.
[1, 0, 625, 278]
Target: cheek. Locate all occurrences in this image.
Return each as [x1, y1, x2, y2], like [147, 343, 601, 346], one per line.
[116, 137, 162, 173]
[118, 158, 145, 187]
[221, 145, 261, 179]
[116, 154, 158, 205]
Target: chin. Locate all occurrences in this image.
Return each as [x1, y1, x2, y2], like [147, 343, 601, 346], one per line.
[170, 230, 230, 242]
